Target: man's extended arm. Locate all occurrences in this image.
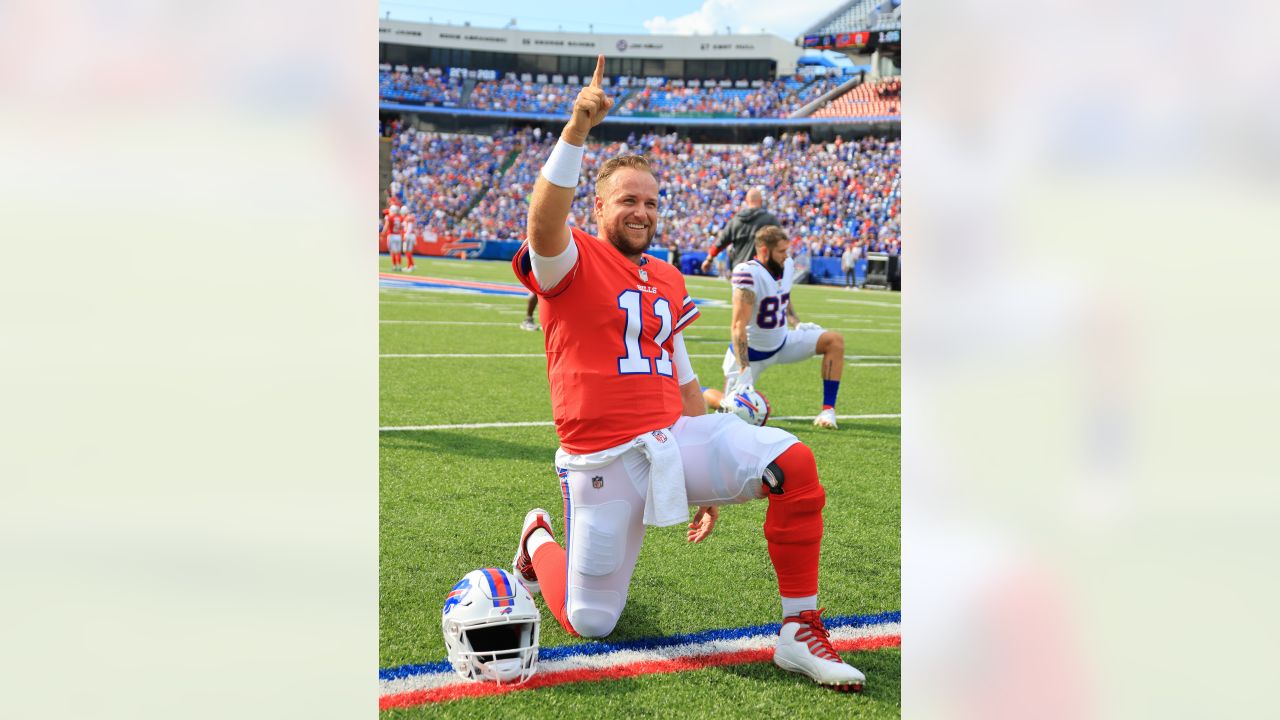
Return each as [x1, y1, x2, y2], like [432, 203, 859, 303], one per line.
[526, 55, 612, 258]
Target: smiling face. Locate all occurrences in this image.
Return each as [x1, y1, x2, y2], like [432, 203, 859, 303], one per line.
[594, 167, 658, 260]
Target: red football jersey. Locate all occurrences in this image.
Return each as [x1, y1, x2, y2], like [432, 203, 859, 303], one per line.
[513, 227, 700, 454]
[388, 214, 405, 235]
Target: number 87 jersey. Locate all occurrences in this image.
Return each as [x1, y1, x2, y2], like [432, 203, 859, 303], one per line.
[731, 256, 794, 353]
[512, 227, 700, 455]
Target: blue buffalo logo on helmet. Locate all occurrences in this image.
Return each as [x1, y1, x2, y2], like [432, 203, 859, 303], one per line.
[727, 387, 771, 427]
[443, 577, 472, 615]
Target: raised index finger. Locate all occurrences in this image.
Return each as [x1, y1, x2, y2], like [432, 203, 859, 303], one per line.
[590, 54, 605, 88]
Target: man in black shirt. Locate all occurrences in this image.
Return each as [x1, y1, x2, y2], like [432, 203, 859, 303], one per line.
[701, 188, 781, 276]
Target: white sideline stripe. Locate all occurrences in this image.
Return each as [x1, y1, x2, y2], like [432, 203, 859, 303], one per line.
[381, 353, 899, 362]
[381, 320, 528, 326]
[380, 621, 900, 696]
[382, 353, 544, 358]
[379, 413, 899, 431]
[826, 299, 901, 308]
[381, 320, 896, 333]
[383, 421, 554, 431]
[772, 413, 900, 421]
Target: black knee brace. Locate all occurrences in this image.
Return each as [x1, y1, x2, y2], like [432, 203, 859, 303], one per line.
[761, 460, 785, 495]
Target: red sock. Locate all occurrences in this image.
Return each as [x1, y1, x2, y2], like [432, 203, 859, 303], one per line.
[531, 541, 578, 636]
[764, 443, 826, 597]
[391, 252, 400, 267]
[405, 251, 414, 268]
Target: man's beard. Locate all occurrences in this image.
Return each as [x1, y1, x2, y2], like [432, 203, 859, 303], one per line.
[603, 217, 654, 256]
[765, 258, 784, 277]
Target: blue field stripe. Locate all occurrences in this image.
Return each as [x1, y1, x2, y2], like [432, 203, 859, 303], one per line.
[379, 278, 527, 296]
[378, 609, 899, 681]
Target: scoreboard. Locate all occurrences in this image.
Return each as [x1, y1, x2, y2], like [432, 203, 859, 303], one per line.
[802, 29, 900, 51]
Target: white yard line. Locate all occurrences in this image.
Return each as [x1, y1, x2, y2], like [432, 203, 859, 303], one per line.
[381, 353, 544, 358]
[380, 321, 896, 332]
[380, 353, 899, 361]
[380, 413, 901, 431]
[380, 320, 529, 326]
[826, 298, 902, 308]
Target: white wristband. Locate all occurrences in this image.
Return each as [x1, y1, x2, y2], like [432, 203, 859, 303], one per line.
[540, 138, 585, 188]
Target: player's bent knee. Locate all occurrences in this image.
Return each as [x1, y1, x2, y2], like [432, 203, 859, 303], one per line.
[822, 331, 845, 354]
[770, 442, 822, 497]
[569, 607, 620, 638]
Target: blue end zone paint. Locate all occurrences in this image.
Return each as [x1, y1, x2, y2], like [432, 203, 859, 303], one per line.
[379, 609, 900, 681]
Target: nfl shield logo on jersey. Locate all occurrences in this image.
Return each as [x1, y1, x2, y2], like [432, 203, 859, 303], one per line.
[651, 430, 667, 443]
[592, 475, 604, 489]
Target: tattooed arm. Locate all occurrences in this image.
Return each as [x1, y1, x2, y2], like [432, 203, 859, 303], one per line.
[731, 286, 755, 371]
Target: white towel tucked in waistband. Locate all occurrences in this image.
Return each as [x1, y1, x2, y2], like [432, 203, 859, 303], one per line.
[633, 427, 688, 527]
[553, 426, 689, 528]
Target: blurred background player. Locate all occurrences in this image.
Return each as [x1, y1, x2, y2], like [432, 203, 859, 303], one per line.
[510, 55, 865, 692]
[381, 201, 405, 271]
[520, 293, 539, 331]
[841, 240, 859, 290]
[401, 206, 416, 273]
[701, 187, 779, 278]
[703, 226, 847, 428]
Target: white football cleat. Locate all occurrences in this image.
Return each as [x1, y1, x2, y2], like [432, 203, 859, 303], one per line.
[813, 408, 839, 429]
[774, 609, 866, 693]
[512, 508, 554, 595]
[519, 318, 538, 331]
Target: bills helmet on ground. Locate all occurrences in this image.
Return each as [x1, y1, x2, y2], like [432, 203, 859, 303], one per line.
[441, 568, 540, 684]
[722, 386, 771, 426]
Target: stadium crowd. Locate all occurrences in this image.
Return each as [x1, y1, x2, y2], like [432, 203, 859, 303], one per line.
[467, 78, 628, 115]
[811, 77, 901, 119]
[380, 68, 867, 119]
[615, 75, 844, 118]
[379, 67, 465, 106]
[385, 126, 900, 265]
[386, 127, 530, 234]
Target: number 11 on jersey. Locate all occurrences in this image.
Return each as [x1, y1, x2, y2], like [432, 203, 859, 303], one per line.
[617, 289, 673, 377]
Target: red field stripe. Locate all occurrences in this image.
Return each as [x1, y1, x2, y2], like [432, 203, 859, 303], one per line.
[380, 634, 899, 709]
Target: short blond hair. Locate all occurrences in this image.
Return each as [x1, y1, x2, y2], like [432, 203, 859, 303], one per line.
[595, 155, 656, 193]
[754, 225, 788, 249]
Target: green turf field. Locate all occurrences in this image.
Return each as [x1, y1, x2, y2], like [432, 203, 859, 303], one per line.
[380, 255, 900, 717]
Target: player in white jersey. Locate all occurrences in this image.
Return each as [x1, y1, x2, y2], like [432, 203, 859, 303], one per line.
[703, 226, 848, 428]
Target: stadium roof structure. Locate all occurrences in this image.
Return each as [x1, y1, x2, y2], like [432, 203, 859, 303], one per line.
[802, 0, 901, 35]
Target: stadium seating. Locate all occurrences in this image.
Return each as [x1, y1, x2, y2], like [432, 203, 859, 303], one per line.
[804, 0, 901, 34]
[378, 68, 869, 119]
[615, 76, 844, 119]
[378, 68, 464, 106]
[466, 78, 628, 115]
[811, 77, 900, 119]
